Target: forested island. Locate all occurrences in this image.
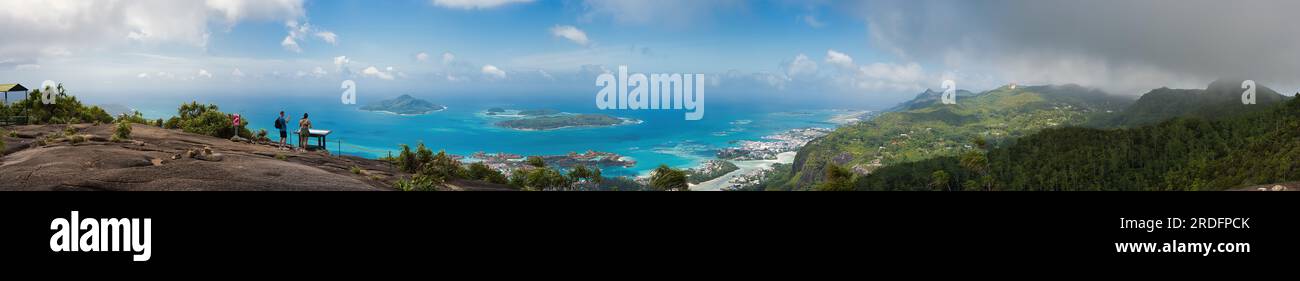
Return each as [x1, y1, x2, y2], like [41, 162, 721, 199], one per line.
[360, 94, 446, 115]
[495, 114, 631, 131]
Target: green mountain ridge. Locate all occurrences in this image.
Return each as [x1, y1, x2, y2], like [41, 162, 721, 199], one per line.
[776, 84, 1133, 190]
[886, 88, 978, 112]
[862, 92, 1300, 191]
[779, 79, 1299, 191]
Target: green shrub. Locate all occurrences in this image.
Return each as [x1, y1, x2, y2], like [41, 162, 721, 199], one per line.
[506, 166, 571, 191]
[814, 164, 855, 191]
[393, 180, 412, 191]
[350, 166, 363, 175]
[115, 111, 150, 125]
[63, 125, 77, 136]
[0, 130, 6, 156]
[650, 164, 688, 191]
[526, 156, 546, 168]
[256, 129, 269, 142]
[467, 162, 508, 184]
[68, 134, 86, 144]
[524, 168, 570, 191]
[568, 165, 598, 183]
[11, 85, 112, 125]
[509, 169, 527, 187]
[166, 101, 251, 138]
[396, 144, 417, 173]
[163, 117, 181, 129]
[275, 153, 287, 161]
[420, 150, 466, 180]
[393, 174, 439, 191]
[111, 120, 132, 142]
[81, 106, 112, 124]
[415, 143, 434, 168]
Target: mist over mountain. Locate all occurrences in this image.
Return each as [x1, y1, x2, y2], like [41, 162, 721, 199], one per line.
[1099, 79, 1290, 127]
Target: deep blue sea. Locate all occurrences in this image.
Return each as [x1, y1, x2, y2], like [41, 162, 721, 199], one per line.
[126, 94, 846, 177]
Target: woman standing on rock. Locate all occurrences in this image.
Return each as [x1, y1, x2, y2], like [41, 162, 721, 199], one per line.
[298, 113, 312, 150]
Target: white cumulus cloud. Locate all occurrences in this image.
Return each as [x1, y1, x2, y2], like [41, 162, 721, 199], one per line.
[481, 64, 506, 79]
[361, 66, 395, 80]
[549, 25, 590, 46]
[333, 55, 350, 71]
[281, 35, 301, 53]
[825, 49, 854, 69]
[314, 31, 338, 45]
[431, 0, 533, 10]
[782, 54, 818, 77]
[853, 62, 927, 93]
[0, 0, 306, 59]
[281, 20, 335, 52]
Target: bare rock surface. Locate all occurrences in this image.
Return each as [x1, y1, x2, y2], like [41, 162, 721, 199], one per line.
[0, 124, 395, 191]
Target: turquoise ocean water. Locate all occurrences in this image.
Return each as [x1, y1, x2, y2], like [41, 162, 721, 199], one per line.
[125, 94, 843, 177]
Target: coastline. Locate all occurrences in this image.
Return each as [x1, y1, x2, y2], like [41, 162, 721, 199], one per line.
[131, 98, 850, 177]
[361, 107, 448, 116]
[497, 117, 642, 131]
[827, 110, 873, 125]
[690, 151, 797, 191]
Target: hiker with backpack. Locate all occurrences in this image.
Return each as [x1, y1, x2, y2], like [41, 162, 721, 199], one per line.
[274, 111, 288, 146]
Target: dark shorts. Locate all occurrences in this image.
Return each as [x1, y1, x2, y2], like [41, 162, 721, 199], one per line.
[279, 130, 288, 138]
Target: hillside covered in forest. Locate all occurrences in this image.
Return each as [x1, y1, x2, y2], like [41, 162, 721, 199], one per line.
[777, 79, 1299, 191]
[773, 84, 1133, 190]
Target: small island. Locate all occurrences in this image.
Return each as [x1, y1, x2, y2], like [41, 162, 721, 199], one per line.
[518, 109, 560, 116]
[495, 114, 630, 131]
[360, 94, 446, 115]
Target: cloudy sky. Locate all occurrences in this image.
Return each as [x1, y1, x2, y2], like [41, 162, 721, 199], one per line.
[2, 0, 1297, 106]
